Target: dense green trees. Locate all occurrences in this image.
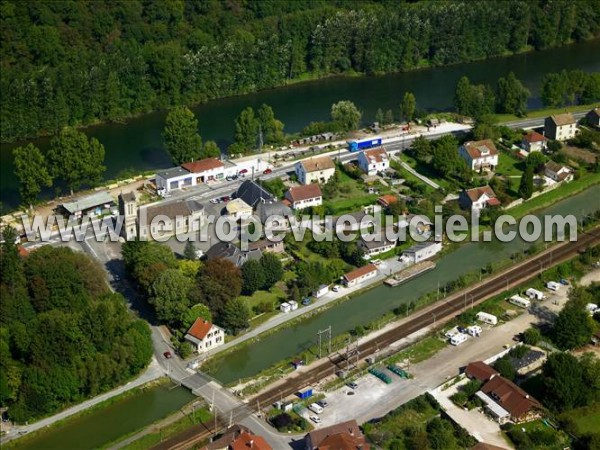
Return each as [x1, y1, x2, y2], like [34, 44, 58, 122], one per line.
[430, 135, 469, 182]
[551, 287, 595, 350]
[241, 253, 284, 295]
[47, 127, 106, 194]
[331, 100, 362, 131]
[221, 298, 250, 335]
[496, 72, 530, 116]
[232, 104, 285, 154]
[2, 1, 600, 143]
[13, 144, 52, 209]
[541, 70, 600, 107]
[454, 76, 495, 118]
[0, 243, 152, 422]
[518, 166, 534, 199]
[162, 106, 202, 165]
[400, 92, 416, 122]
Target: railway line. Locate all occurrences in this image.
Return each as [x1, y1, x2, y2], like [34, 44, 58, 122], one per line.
[152, 227, 600, 450]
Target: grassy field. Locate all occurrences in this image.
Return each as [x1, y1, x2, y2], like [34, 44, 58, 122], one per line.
[496, 152, 524, 177]
[119, 407, 212, 450]
[399, 153, 454, 191]
[561, 402, 600, 435]
[494, 103, 598, 123]
[323, 172, 382, 214]
[386, 336, 447, 366]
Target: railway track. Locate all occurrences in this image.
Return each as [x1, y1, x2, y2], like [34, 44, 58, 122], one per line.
[153, 228, 600, 450]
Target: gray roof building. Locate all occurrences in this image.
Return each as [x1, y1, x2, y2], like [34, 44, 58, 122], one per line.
[236, 180, 274, 207]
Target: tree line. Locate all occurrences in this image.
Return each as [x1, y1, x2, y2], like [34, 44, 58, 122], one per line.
[0, 231, 153, 423]
[3, 0, 600, 142]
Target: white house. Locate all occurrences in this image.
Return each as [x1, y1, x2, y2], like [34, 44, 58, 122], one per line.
[357, 147, 390, 175]
[295, 156, 336, 185]
[521, 131, 547, 153]
[459, 139, 499, 171]
[225, 198, 253, 220]
[181, 158, 227, 183]
[342, 264, 378, 288]
[459, 186, 501, 213]
[544, 113, 577, 141]
[184, 318, 225, 353]
[155, 166, 195, 193]
[357, 236, 396, 257]
[285, 184, 323, 210]
[402, 241, 442, 264]
[544, 161, 573, 183]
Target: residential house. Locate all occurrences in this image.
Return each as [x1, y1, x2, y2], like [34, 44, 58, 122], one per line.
[544, 161, 573, 182]
[202, 424, 271, 450]
[521, 131, 547, 153]
[358, 236, 396, 258]
[402, 241, 442, 264]
[470, 443, 510, 450]
[256, 201, 293, 227]
[205, 242, 262, 267]
[304, 419, 369, 450]
[342, 264, 378, 288]
[459, 140, 499, 171]
[357, 147, 390, 176]
[378, 194, 399, 209]
[586, 107, 600, 128]
[59, 191, 115, 218]
[156, 166, 195, 193]
[247, 239, 285, 254]
[184, 318, 225, 353]
[544, 113, 577, 141]
[138, 199, 204, 241]
[225, 198, 253, 220]
[285, 184, 323, 210]
[465, 361, 499, 383]
[182, 158, 226, 183]
[477, 376, 543, 424]
[459, 186, 501, 213]
[236, 180, 274, 208]
[295, 156, 336, 185]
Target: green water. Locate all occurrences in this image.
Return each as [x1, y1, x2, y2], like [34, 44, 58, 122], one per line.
[1, 39, 600, 209]
[209, 186, 600, 384]
[11, 384, 195, 450]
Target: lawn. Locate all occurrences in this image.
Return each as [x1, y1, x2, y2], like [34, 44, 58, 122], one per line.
[399, 153, 455, 191]
[494, 103, 598, 123]
[561, 402, 600, 435]
[239, 285, 287, 315]
[323, 170, 383, 214]
[386, 336, 447, 366]
[496, 152, 524, 177]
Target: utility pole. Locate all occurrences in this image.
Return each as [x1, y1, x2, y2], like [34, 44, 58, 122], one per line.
[431, 312, 436, 328]
[317, 326, 332, 359]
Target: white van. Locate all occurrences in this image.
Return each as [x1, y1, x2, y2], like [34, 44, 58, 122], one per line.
[308, 403, 324, 414]
[467, 325, 482, 337]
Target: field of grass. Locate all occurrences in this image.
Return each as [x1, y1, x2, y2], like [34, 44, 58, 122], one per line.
[120, 407, 212, 450]
[496, 152, 524, 177]
[399, 153, 454, 191]
[561, 402, 600, 435]
[494, 103, 597, 123]
[323, 172, 383, 214]
[386, 336, 447, 366]
[239, 285, 287, 313]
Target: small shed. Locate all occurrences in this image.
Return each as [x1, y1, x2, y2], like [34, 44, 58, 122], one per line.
[313, 284, 329, 298]
[280, 302, 291, 313]
[288, 300, 298, 311]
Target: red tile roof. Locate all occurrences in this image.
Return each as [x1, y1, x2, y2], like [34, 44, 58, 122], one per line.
[306, 420, 368, 450]
[187, 318, 215, 340]
[465, 361, 499, 382]
[182, 158, 224, 173]
[523, 131, 547, 143]
[287, 184, 323, 203]
[481, 376, 542, 419]
[230, 431, 272, 450]
[343, 264, 377, 283]
[378, 195, 398, 207]
[462, 140, 498, 159]
[362, 147, 388, 164]
[465, 186, 497, 203]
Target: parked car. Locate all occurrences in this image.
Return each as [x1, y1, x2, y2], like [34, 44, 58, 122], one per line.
[457, 326, 467, 334]
[332, 285, 340, 293]
[310, 415, 321, 424]
[559, 278, 569, 285]
[163, 351, 172, 359]
[263, 168, 273, 175]
[239, 169, 249, 176]
[347, 382, 358, 389]
[317, 400, 328, 408]
[302, 297, 311, 306]
[221, 195, 231, 202]
[210, 198, 220, 204]
[347, 391, 355, 396]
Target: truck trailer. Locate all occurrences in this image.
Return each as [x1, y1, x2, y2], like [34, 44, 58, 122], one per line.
[347, 137, 383, 152]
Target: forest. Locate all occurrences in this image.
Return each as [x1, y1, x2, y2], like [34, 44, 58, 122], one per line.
[0, 232, 153, 423]
[2, 0, 600, 142]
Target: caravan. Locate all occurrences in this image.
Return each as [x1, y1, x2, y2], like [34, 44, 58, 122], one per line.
[467, 325, 482, 337]
[450, 333, 468, 346]
[546, 281, 561, 292]
[476, 312, 498, 326]
[525, 288, 545, 300]
[509, 295, 531, 309]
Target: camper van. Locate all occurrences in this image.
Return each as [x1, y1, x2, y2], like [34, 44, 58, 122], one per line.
[546, 281, 561, 292]
[450, 333, 468, 346]
[308, 403, 324, 414]
[509, 295, 531, 309]
[467, 325, 482, 337]
[476, 312, 498, 326]
[525, 288, 545, 300]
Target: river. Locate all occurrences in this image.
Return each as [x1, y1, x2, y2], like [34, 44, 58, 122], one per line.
[9, 384, 195, 450]
[1, 39, 600, 210]
[208, 186, 600, 384]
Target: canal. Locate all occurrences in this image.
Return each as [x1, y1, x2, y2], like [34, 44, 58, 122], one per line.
[209, 186, 600, 385]
[10, 383, 195, 450]
[1, 39, 600, 209]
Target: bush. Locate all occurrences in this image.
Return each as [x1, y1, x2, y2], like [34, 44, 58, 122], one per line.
[522, 328, 541, 346]
[494, 358, 517, 381]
